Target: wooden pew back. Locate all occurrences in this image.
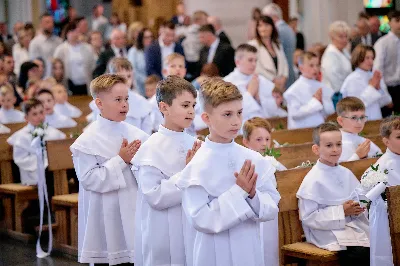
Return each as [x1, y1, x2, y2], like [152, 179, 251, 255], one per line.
[271, 128, 314, 145]
[0, 139, 13, 184]
[387, 186, 400, 266]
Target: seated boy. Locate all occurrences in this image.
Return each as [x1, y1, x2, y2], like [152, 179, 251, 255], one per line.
[52, 84, 83, 118]
[224, 44, 287, 121]
[70, 74, 149, 265]
[177, 78, 280, 266]
[0, 83, 25, 123]
[133, 76, 200, 266]
[36, 89, 77, 129]
[336, 97, 382, 162]
[373, 116, 400, 185]
[297, 122, 370, 266]
[7, 99, 65, 185]
[284, 52, 335, 129]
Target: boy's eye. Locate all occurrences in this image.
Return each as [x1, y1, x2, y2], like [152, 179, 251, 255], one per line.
[182, 104, 189, 108]
[224, 113, 231, 117]
[326, 144, 332, 147]
[238, 110, 243, 115]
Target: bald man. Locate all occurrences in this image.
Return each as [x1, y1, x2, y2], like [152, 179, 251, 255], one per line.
[92, 29, 129, 78]
[207, 16, 231, 45]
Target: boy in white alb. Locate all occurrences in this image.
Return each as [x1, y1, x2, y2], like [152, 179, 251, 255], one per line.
[297, 122, 370, 266]
[224, 44, 287, 121]
[133, 76, 201, 266]
[373, 116, 400, 185]
[52, 84, 83, 118]
[284, 52, 335, 129]
[336, 97, 382, 162]
[177, 78, 280, 266]
[7, 99, 66, 185]
[36, 89, 77, 129]
[70, 74, 149, 265]
[0, 84, 25, 124]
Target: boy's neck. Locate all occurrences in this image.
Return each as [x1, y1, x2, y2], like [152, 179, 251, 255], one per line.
[99, 114, 120, 123]
[301, 74, 316, 80]
[162, 122, 185, 133]
[340, 128, 359, 135]
[319, 158, 338, 167]
[237, 68, 253, 76]
[208, 132, 233, 144]
[1, 106, 13, 111]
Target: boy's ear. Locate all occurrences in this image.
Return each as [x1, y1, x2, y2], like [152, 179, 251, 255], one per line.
[242, 137, 249, 148]
[382, 136, 390, 147]
[298, 64, 304, 73]
[311, 144, 320, 156]
[336, 116, 344, 127]
[95, 97, 102, 110]
[159, 101, 169, 116]
[201, 112, 210, 126]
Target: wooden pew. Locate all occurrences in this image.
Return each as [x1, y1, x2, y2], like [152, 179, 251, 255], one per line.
[68, 95, 93, 117]
[277, 158, 378, 265]
[47, 139, 78, 256]
[387, 186, 400, 266]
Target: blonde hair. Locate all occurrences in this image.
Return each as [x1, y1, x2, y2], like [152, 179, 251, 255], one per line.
[200, 78, 243, 111]
[165, 53, 185, 66]
[127, 21, 144, 44]
[0, 83, 14, 96]
[107, 57, 133, 73]
[90, 74, 126, 98]
[329, 21, 350, 39]
[336, 97, 365, 116]
[243, 117, 272, 140]
[299, 51, 318, 66]
[380, 116, 400, 138]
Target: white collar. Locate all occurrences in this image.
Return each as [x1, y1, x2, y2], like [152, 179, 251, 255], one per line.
[158, 124, 186, 137]
[159, 38, 175, 49]
[386, 148, 400, 159]
[216, 29, 223, 35]
[233, 68, 252, 79]
[210, 38, 220, 50]
[97, 114, 124, 132]
[204, 136, 235, 151]
[388, 31, 400, 40]
[355, 67, 371, 75]
[111, 44, 125, 54]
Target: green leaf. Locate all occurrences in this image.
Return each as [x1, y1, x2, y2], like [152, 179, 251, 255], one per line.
[358, 131, 366, 137]
[263, 147, 282, 159]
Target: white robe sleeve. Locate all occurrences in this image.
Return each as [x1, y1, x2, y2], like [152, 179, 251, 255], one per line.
[137, 165, 182, 210]
[13, 146, 37, 172]
[73, 152, 127, 193]
[378, 80, 392, 107]
[287, 96, 323, 120]
[373, 41, 385, 74]
[182, 184, 258, 234]
[65, 117, 78, 128]
[299, 198, 346, 230]
[369, 141, 382, 157]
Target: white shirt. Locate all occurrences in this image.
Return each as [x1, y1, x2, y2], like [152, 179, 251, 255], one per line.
[111, 44, 128, 58]
[284, 76, 335, 129]
[91, 15, 108, 31]
[0, 123, 10, 134]
[361, 34, 372, 46]
[339, 130, 382, 162]
[67, 43, 87, 85]
[7, 124, 66, 185]
[341, 68, 392, 120]
[297, 160, 370, 251]
[53, 102, 82, 118]
[45, 111, 77, 129]
[182, 24, 202, 62]
[374, 31, 400, 86]
[373, 148, 400, 186]
[321, 44, 352, 93]
[159, 38, 175, 71]
[12, 43, 29, 76]
[207, 38, 220, 63]
[0, 107, 25, 124]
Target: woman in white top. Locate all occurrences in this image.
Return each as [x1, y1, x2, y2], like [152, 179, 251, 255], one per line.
[341, 44, 392, 120]
[104, 13, 127, 42]
[248, 15, 288, 90]
[321, 21, 352, 107]
[12, 29, 31, 77]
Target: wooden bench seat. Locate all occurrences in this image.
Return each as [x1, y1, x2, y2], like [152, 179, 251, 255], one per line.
[281, 242, 339, 262]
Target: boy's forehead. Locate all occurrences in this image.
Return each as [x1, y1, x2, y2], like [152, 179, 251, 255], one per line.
[174, 90, 196, 101]
[214, 99, 243, 111]
[169, 58, 185, 65]
[320, 131, 342, 142]
[343, 109, 365, 116]
[240, 51, 257, 59]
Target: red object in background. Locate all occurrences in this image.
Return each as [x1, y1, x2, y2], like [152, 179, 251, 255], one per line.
[50, 0, 58, 11]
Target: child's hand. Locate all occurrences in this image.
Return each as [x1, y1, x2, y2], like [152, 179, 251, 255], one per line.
[313, 88, 323, 103]
[369, 71, 381, 90]
[235, 160, 258, 195]
[356, 139, 371, 159]
[343, 200, 365, 216]
[119, 138, 141, 163]
[249, 182, 256, 199]
[272, 92, 283, 106]
[273, 76, 286, 90]
[186, 140, 202, 165]
[247, 75, 259, 97]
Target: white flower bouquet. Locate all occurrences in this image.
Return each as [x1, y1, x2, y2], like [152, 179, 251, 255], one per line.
[360, 164, 388, 206]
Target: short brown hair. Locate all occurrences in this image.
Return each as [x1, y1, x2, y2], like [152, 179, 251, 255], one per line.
[235, 44, 258, 61]
[199, 24, 215, 34]
[90, 74, 126, 98]
[243, 117, 272, 140]
[312, 122, 340, 145]
[165, 53, 185, 66]
[22, 98, 43, 115]
[200, 63, 219, 77]
[351, 45, 375, 70]
[107, 58, 132, 74]
[380, 116, 400, 138]
[336, 97, 365, 116]
[156, 75, 197, 106]
[200, 78, 243, 111]
[145, 74, 161, 85]
[0, 83, 14, 97]
[299, 51, 318, 65]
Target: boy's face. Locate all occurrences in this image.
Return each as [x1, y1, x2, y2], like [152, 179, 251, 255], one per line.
[236, 52, 257, 75]
[243, 127, 272, 154]
[25, 105, 45, 126]
[202, 100, 243, 143]
[160, 90, 196, 131]
[299, 57, 320, 80]
[359, 50, 374, 71]
[52, 86, 68, 104]
[1, 92, 16, 110]
[312, 131, 342, 166]
[390, 17, 400, 36]
[163, 58, 186, 79]
[37, 93, 55, 115]
[337, 110, 367, 134]
[95, 83, 129, 122]
[145, 82, 157, 99]
[52, 62, 64, 79]
[384, 129, 400, 155]
[117, 69, 134, 89]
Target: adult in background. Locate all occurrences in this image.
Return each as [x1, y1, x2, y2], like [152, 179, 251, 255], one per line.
[1, 55, 16, 86]
[90, 4, 108, 35]
[0, 22, 13, 49]
[247, 7, 262, 41]
[18, 61, 39, 92]
[104, 13, 127, 42]
[171, 2, 190, 27]
[89, 31, 104, 62]
[369, 15, 386, 40]
[351, 18, 376, 51]
[207, 16, 231, 45]
[321, 21, 352, 108]
[29, 13, 62, 78]
[263, 3, 296, 87]
[75, 16, 89, 42]
[374, 10, 400, 114]
[145, 22, 184, 78]
[248, 15, 288, 90]
[92, 29, 129, 78]
[288, 17, 305, 50]
[12, 29, 31, 77]
[128, 28, 154, 96]
[54, 22, 96, 95]
[127, 21, 144, 47]
[11, 22, 24, 44]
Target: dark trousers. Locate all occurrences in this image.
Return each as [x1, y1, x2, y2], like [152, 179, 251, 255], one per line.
[338, 246, 370, 266]
[388, 85, 400, 114]
[68, 79, 88, 95]
[186, 61, 200, 82]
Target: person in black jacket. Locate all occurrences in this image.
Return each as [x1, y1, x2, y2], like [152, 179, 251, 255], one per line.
[198, 24, 235, 77]
[207, 16, 231, 45]
[288, 17, 305, 50]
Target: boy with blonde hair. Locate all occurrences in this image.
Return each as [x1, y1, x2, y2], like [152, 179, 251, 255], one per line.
[70, 74, 149, 265]
[177, 78, 280, 266]
[52, 84, 82, 118]
[0, 83, 25, 123]
[336, 97, 382, 162]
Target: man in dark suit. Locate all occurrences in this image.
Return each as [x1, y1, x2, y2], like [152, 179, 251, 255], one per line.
[145, 22, 185, 78]
[171, 2, 190, 27]
[198, 24, 235, 77]
[207, 16, 231, 45]
[289, 17, 305, 50]
[93, 29, 129, 78]
[351, 17, 378, 51]
[369, 15, 386, 42]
